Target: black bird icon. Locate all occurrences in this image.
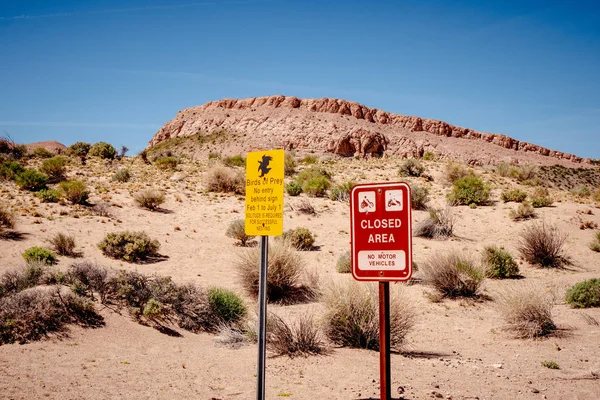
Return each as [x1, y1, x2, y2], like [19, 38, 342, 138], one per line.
[258, 155, 273, 177]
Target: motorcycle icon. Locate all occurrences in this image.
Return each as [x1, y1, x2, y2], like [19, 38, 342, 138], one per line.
[360, 196, 374, 210]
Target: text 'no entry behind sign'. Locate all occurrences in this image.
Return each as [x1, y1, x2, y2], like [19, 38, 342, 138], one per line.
[350, 182, 413, 281]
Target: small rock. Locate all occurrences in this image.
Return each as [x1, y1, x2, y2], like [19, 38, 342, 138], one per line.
[397, 386, 405, 394]
[492, 363, 503, 369]
[531, 388, 540, 393]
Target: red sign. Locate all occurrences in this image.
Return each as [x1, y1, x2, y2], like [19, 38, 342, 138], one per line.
[350, 182, 412, 281]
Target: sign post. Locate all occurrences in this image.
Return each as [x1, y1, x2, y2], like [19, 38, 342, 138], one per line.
[350, 182, 412, 400]
[245, 149, 284, 400]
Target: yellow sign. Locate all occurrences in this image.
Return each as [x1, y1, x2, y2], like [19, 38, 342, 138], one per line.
[245, 149, 285, 236]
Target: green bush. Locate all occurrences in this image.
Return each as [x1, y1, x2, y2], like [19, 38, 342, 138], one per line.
[422, 152, 435, 161]
[226, 219, 254, 246]
[411, 185, 430, 210]
[565, 278, 600, 308]
[329, 181, 354, 202]
[32, 147, 54, 158]
[284, 153, 297, 175]
[285, 181, 303, 196]
[448, 175, 490, 206]
[40, 156, 67, 183]
[207, 287, 247, 324]
[223, 155, 245, 167]
[482, 246, 519, 278]
[530, 187, 553, 208]
[67, 142, 91, 157]
[15, 169, 48, 191]
[0, 161, 25, 181]
[22, 247, 57, 265]
[282, 227, 315, 250]
[112, 168, 131, 182]
[36, 189, 60, 203]
[444, 161, 472, 183]
[336, 251, 351, 273]
[89, 142, 116, 159]
[296, 166, 332, 182]
[571, 186, 591, 197]
[98, 231, 160, 262]
[398, 159, 424, 177]
[302, 176, 331, 197]
[154, 156, 179, 170]
[59, 180, 89, 204]
[501, 189, 527, 203]
[300, 155, 318, 165]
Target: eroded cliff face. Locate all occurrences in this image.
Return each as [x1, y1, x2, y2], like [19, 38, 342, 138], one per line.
[148, 95, 589, 165]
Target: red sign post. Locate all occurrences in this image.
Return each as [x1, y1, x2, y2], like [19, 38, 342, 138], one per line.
[350, 182, 413, 400]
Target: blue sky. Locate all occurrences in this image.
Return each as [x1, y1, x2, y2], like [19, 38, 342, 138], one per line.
[1, 0, 599, 157]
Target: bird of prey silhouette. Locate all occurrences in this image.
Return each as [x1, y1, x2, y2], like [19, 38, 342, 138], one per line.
[258, 155, 273, 177]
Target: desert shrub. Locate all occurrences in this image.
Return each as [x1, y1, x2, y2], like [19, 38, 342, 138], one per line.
[236, 242, 316, 304]
[509, 202, 536, 221]
[208, 151, 221, 160]
[530, 187, 553, 208]
[519, 221, 568, 268]
[133, 188, 165, 211]
[66, 261, 114, 303]
[593, 188, 600, 203]
[501, 188, 527, 203]
[207, 287, 246, 324]
[0, 160, 25, 180]
[444, 161, 472, 183]
[571, 186, 591, 197]
[112, 168, 131, 182]
[565, 279, 600, 308]
[398, 158, 424, 177]
[37, 188, 60, 203]
[226, 219, 254, 246]
[411, 185, 429, 210]
[40, 156, 67, 183]
[170, 282, 214, 332]
[302, 176, 331, 197]
[284, 152, 297, 175]
[322, 281, 415, 351]
[267, 312, 325, 357]
[154, 156, 179, 170]
[89, 142, 116, 159]
[448, 175, 490, 206]
[336, 250, 351, 273]
[510, 164, 538, 182]
[98, 231, 160, 262]
[541, 361, 560, 369]
[67, 142, 91, 157]
[31, 147, 54, 158]
[22, 246, 57, 265]
[590, 232, 600, 252]
[422, 151, 435, 161]
[494, 161, 512, 177]
[15, 169, 48, 191]
[281, 227, 315, 250]
[293, 199, 316, 215]
[329, 181, 354, 202]
[296, 166, 332, 183]
[59, 180, 89, 204]
[205, 166, 245, 194]
[223, 154, 245, 167]
[49, 233, 77, 257]
[0, 262, 48, 297]
[300, 155, 318, 165]
[413, 208, 454, 239]
[0, 139, 26, 160]
[482, 246, 519, 278]
[421, 251, 484, 297]
[497, 284, 556, 338]
[0, 204, 15, 232]
[285, 181, 303, 196]
[0, 286, 103, 345]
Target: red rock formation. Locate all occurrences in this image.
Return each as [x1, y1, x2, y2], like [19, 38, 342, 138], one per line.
[148, 95, 590, 164]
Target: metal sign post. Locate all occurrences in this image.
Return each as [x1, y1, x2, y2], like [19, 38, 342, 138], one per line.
[256, 236, 268, 400]
[379, 281, 391, 400]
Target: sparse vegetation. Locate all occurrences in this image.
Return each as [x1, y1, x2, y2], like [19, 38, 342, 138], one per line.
[22, 246, 57, 265]
[293, 199, 316, 215]
[541, 361, 560, 369]
[448, 175, 491, 206]
[15, 169, 48, 191]
[509, 202, 536, 221]
[322, 280, 415, 351]
[207, 287, 247, 324]
[0, 160, 25, 181]
[420, 251, 485, 298]
[565, 278, 600, 308]
[444, 161, 472, 184]
[98, 231, 160, 262]
[205, 166, 245, 194]
[413, 208, 454, 239]
[59, 180, 89, 204]
[226, 219, 254, 246]
[293, 167, 332, 197]
[336, 250, 351, 273]
[518, 221, 568, 268]
[31, 147, 54, 158]
[501, 188, 527, 203]
[0, 204, 15, 233]
[223, 154, 245, 167]
[300, 155, 318, 165]
[285, 181, 303, 196]
[154, 156, 179, 170]
[67, 142, 91, 157]
[329, 181, 354, 202]
[112, 168, 131, 182]
[530, 187, 553, 208]
[398, 158, 424, 177]
[281, 227, 315, 250]
[284, 152, 297, 175]
[49, 233, 78, 257]
[497, 284, 556, 338]
[590, 232, 600, 252]
[40, 156, 67, 183]
[89, 142, 117, 159]
[410, 185, 430, 210]
[37, 188, 60, 203]
[267, 312, 325, 357]
[133, 188, 165, 211]
[482, 246, 519, 278]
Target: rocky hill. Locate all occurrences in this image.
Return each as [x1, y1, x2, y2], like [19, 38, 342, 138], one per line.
[148, 95, 590, 166]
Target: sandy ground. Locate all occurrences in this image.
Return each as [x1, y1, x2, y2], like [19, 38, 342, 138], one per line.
[1, 156, 600, 399]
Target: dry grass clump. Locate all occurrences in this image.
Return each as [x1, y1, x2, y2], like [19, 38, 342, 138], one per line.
[0, 203, 15, 233]
[49, 232, 78, 257]
[530, 187, 553, 208]
[0, 262, 50, 297]
[518, 221, 568, 268]
[322, 280, 415, 351]
[225, 219, 255, 246]
[509, 202, 536, 221]
[267, 312, 325, 357]
[444, 161, 472, 184]
[205, 166, 245, 194]
[411, 185, 430, 210]
[66, 261, 114, 303]
[292, 199, 316, 215]
[98, 231, 160, 262]
[281, 227, 316, 250]
[497, 284, 556, 338]
[501, 188, 527, 203]
[133, 188, 165, 211]
[590, 232, 600, 252]
[398, 158, 424, 177]
[413, 208, 454, 239]
[336, 250, 351, 273]
[420, 251, 485, 298]
[236, 242, 318, 304]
